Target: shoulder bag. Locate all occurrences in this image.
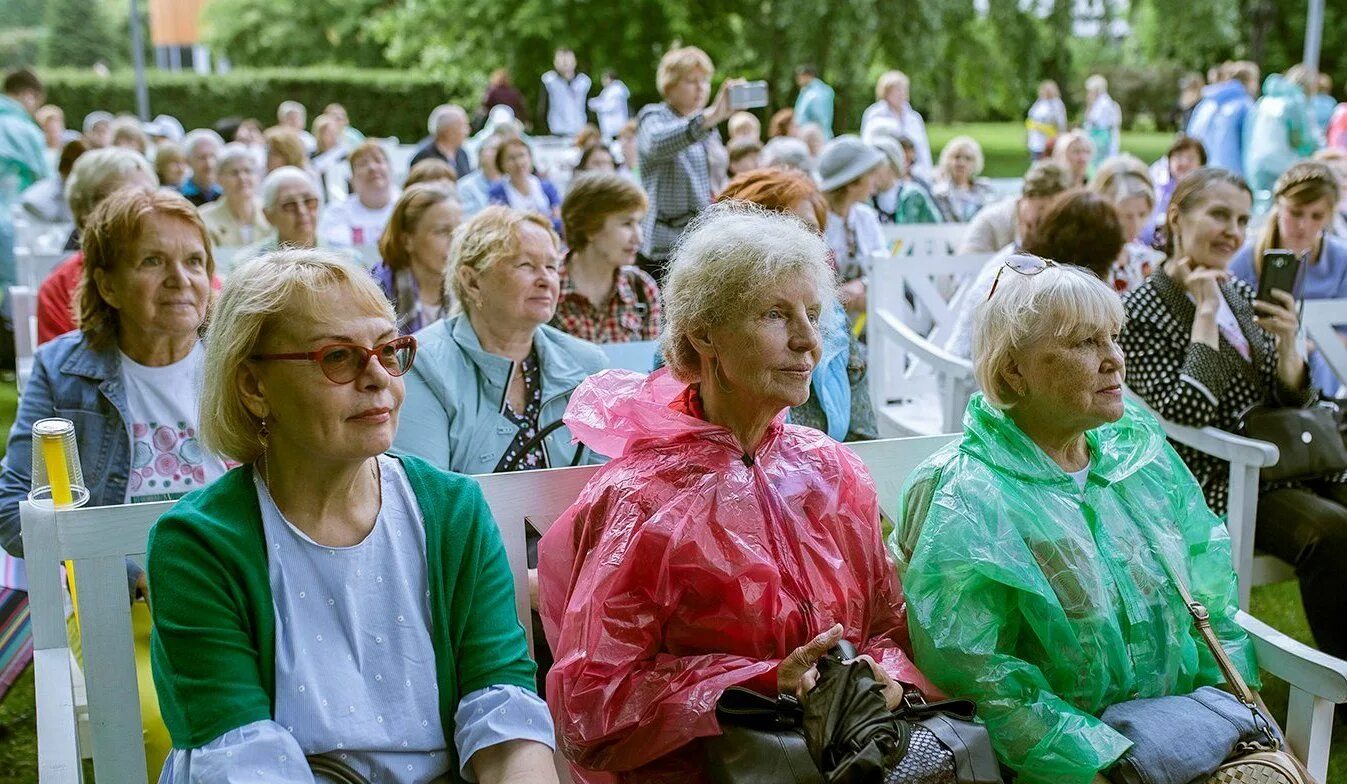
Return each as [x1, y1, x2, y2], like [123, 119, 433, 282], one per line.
[1237, 402, 1347, 483]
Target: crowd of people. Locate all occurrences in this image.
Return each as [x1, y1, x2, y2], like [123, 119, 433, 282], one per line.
[0, 42, 1344, 784]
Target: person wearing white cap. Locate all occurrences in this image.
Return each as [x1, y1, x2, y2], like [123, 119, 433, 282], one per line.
[82, 110, 113, 148]
[817, 135, 886, 315]
[142, 114, 184, 145]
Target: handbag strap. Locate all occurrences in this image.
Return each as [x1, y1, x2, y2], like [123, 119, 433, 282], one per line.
[1162, 567, 1258, 708]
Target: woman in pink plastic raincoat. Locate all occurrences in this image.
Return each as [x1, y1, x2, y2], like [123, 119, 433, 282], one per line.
[538, 203, 936, 783]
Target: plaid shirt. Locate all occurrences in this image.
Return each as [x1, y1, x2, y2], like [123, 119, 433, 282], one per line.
[551, 265, 662, 344]
[635, 102, 719, 261]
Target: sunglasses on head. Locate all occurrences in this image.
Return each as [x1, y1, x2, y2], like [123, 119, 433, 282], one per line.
[251, 335, 417, 384]
[986, 253, 1057, 301]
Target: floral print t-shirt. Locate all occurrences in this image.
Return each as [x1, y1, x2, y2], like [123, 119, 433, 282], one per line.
[120, 342, 231, 503]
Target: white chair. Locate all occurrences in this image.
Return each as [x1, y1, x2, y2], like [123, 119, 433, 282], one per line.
[879, 222, 967, 256]
[867, 251, 989, 436]
[598, 341, 658, 373]
[1124, 391, 1293, 607]
[10, 285, 37, 391]
[1303, 298, 1347, 395]
[16, 250, 67, 290]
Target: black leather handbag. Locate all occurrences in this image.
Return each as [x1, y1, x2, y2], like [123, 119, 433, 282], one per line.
[1237, 402, 1347, 482]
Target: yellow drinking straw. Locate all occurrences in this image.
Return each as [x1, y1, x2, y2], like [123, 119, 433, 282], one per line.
[39, 433, 73, 507]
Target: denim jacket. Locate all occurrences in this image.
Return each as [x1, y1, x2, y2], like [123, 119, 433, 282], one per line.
[393, 314, 608, 475]
[0, 332, 142, 586]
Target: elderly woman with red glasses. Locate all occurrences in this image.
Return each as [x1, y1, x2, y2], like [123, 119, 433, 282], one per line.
[148, 250, 558, 783]
[890, 257, 1264, 784]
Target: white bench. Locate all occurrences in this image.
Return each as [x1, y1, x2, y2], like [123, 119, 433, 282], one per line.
[23, 436, 1347, 781]
[16, 249, 67, 290]
[867, 251, 989, 436]
[880, 222, 967, 257]
[598, 340, 659, 373]
[1303, 298, 1347, 396]
[10, 285, 36, 391]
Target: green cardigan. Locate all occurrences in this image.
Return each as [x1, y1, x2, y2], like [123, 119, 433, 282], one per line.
[147, 454, 537, 776]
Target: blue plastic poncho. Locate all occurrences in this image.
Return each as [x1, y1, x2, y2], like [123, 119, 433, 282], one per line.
[889, 394, 1258, 784]
[1245, 74, 1321, 212]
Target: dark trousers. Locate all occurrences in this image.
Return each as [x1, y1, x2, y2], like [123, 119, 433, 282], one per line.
[1257, 481, 1347, 659]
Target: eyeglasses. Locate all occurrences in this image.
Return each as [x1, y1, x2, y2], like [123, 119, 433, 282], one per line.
[250, 336, 417, 384]
[278, 197, 319, 216]
[986, 253, 1057, 301]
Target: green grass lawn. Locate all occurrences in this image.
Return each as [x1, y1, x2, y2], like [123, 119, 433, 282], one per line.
[926, 121, 1175, 179]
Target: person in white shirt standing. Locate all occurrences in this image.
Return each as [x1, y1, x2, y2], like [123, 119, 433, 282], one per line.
[538, 48, 591, 137]
[1084, 74, 1123, 169]
[860, 70, 932, 178]
[318, 141, 397, 249]
[588, 70, 630, 141]
[1025, 79, 1068, 161]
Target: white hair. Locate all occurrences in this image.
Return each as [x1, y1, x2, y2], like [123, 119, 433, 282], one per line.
[1086, 74, 1109, 93]
[183, 128, 224, 157]
[972, 262, 1124, 409]
[660, 202, 839, 381]
[217, 142, 258, 174]
[428, 104, 467, 135]
[64, 147, 156, 226]
[760, 137, 814, 174]
[260, 166, 318, 210]
[277, 100, 306, 122]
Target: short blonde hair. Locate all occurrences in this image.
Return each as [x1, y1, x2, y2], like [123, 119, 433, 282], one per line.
[875, 70, 909, 102]
[264, 126, 306, 169]
[661, 202, 838, 381]
[972, 262, 1124, 409]
[1090, 153, 1156, 209]
[200, 250, 396, 464]
[1086, 74, 1108, 93]
[657, 46, 714, 98]
[728, 112, 761, 139]
[446, 206, 559, 315]
[937, 135, 984, 179]
[64, 147, 156, 227]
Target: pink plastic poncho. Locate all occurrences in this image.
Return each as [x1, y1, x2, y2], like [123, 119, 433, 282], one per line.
[538, 369, 934, 784]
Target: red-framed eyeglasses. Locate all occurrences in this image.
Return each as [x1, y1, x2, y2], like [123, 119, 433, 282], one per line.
[986, 253, 1057, 301]
[250, 335, 417, 384]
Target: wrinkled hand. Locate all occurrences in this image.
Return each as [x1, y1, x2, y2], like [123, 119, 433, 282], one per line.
[528, 568, 539, 611]
[1253, 289, 1301, 345]
[704, 78, 746, 128]
[846, 653, 905, 710]
[778, 623, 844, 700]
[1171, 256, 1226, 312]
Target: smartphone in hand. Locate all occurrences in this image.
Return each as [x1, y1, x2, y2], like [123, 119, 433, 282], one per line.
[1257, 249, 1302, 304]
[727, 81, 769, 111]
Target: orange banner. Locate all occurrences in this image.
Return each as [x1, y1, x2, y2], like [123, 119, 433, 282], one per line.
[148, 0, 210, 47]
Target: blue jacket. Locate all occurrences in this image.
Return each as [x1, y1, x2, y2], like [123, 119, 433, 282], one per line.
[1186, 80, 1254, 176]
[794, 79, 835, 139]
[393, 314, 608, 475]
[1244, 74, 1322, 211]
[486, 178, 563, 235]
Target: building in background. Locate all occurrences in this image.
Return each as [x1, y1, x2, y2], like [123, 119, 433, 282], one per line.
[149, 0, 221, 73]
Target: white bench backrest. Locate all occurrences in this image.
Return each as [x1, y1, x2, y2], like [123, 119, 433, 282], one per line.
[598, 340, 659, 373]
[1303, 298, 1347, 396]
[880, 223, 967, 257]
[10, 286, 36, 391]
[17, 250, 68, 289]
[15, 221, 71, 257]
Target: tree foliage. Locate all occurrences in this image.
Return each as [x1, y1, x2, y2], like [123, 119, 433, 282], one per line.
[41, 0, 117, 68]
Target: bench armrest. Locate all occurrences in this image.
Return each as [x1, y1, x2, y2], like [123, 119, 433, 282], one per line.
[874, 310, 974, 379]
[1239, 611, 1347, 703]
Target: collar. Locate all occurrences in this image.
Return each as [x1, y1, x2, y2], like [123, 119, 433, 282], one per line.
[58, 334, 121, 381]
[447, 314, 595, 400]
[558, 263, 637, 307]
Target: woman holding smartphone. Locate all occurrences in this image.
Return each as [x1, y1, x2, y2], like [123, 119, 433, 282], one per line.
[1120, 167, 1347, 662]
[1230, 161, 1347, 393]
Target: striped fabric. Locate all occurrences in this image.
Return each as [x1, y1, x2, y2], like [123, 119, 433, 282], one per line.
[0, 587, 32, 699]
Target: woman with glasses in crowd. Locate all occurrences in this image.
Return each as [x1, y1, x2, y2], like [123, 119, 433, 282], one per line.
[149, 250, 558, 783]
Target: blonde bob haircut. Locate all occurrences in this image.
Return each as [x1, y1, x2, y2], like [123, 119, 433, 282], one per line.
[200, 250, 396, 464]
[446, 206, 559, 316]
[657, 46, 714, 99]
[875, 70, 910, 102]
[660, 201, 839, 382]
[937, 135, 984, 179]
[1090, 153, 1156, 209]
[972, 261, 1124, 410]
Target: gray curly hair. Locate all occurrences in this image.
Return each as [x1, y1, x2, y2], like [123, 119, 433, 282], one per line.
[660, 202, 839, 381]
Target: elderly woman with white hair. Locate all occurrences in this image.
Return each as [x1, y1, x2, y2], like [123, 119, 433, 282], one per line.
[931, 135, 996, 222]
[179, 128, 225, 206]
[394, 206, 606, 475]
[199, 142, 271, 248]
[538, 203, 936, 783]
[246, 165, 322, 257]
[1054, 129, 1096, 187]
[148, 250, 558, 783]
[633, 45, 743, 281]
[891, 258, 1268, 784]
[860, 70, 932, 177]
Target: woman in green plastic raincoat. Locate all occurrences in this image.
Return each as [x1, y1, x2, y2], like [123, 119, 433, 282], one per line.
[888, 259, 1258, 784]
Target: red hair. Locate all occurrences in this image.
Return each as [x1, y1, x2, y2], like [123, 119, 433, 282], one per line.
[717, 167, 827, 231]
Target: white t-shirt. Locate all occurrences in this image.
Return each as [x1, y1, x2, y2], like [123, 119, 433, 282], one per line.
[120, 343, 230, 504]
[318, 193, 397, 248]
[1068, 462, 1091, 490]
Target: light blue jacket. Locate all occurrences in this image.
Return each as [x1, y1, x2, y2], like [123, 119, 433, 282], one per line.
[393, 314, 608, 475]
[1186, 80, 1254, 176]
[794, 79, 835, 139]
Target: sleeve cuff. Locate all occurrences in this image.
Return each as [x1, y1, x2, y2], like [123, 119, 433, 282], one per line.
[686, 113, 712, 141]
[454, 685, 556, 783]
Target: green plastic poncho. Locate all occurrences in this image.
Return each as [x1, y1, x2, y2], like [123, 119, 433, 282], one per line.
[888, 394, 1257, 784]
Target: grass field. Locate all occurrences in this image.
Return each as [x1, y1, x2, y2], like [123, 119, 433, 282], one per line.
[0, 122, 1340, 781]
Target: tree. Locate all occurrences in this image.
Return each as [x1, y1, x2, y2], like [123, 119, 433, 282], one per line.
[202, 0, 390, 69]
[0, 0, 45, 31]
[41, 0, 117, 68]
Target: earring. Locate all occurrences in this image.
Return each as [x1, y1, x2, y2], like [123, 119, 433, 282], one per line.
[258, 417, 270, 450]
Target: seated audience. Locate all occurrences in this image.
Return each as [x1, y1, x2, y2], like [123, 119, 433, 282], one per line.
[539, 204, 934, 782]
[309, 112, 350, 201]
[110, 116, 149, 155]
[1121, 167, 1347, 661]
[818, 135, 886, 314]
[931, 135, 996, 222]
[615, 120, 639, 179]
[276, 99, 317, 153]
[373, 183, 462, 334]
[894, 259, 1260, 784]
[2, 186, 222, 779]
[404, 158, 459, 188]
[37, 147, 156, 343]
[458, 133, 507, 217]
[959, 160, 1070, 252]
[244, 166, 322, 256]
[719, 167, 878, 441]
[149, 249, 557, 783]
[411, 104, 472, 179]
[551, 173, 660, 343]
[767, 107, 797, 139]
[1054, 129, 1095, 187]
[82, 110, 112, 149]
[179, 129, 225, 206]
[1090, 154, 1165, 293]
[152, 141, 188, 190]
[945, 189, 1126, 360]
[319, 141, 397, 248]
[1144, 135, 1206, 245]
[799, 122, 827, 159]
[199, 143, 271, 249]
[395, 207, 606, 474]
[725, 137, 762, 177]
[727, 111, 761, 142]
[759, 135, 814, 174]
[1230, 161, 1347, 393]
[488, 137, 563, 234]
[264, 125, 310, 174]
[20, 137, 83, 223]
[867, 137, 942, 224]
[573, 143, 616, 175]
